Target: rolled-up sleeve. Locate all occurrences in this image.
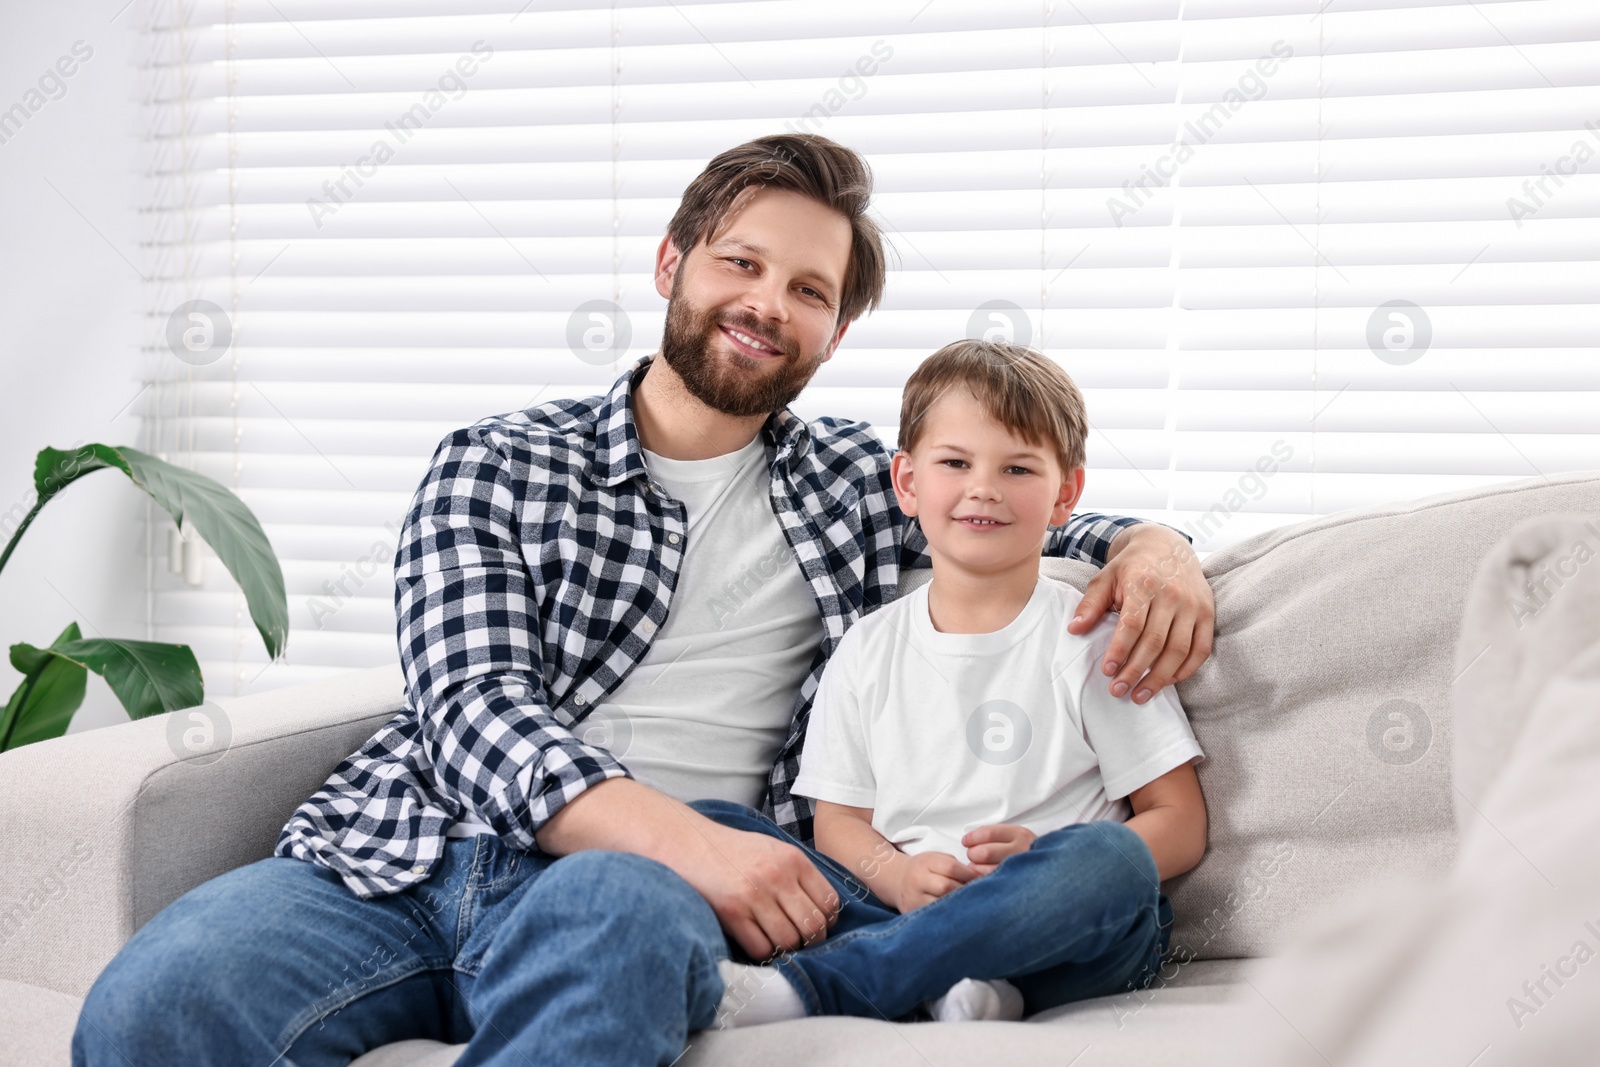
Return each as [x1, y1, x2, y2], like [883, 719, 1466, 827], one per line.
[1045, 512, 1192, 565]
[395, 430, 632, 851]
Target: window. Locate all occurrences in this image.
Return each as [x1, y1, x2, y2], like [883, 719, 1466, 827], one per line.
[141, 0, 1600, 693]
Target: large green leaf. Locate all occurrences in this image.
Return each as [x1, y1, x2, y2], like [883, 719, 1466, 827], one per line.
[4, 632, 202, 745]
[31, 444, 288, 659]
[0, 623, 88, 751]
[54, 637, 203, 721]
[0, 447, 130, 576]
[33, 443, 131, 501]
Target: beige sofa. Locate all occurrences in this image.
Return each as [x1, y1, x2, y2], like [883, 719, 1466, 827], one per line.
[4, 470, 1598, 1067]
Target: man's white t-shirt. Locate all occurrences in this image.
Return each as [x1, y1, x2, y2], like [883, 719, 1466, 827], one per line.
[792, 575, 1203, 864]
[448, 432, 825, 838]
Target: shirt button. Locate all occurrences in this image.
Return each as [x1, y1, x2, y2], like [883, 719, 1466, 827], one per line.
[574, 694, 587, 707]
[412, 864, 427, 874]
[641, 619, 656, 635]
[668, 532, 682, 544]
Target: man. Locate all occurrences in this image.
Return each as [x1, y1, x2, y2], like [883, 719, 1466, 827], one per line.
[74, 134, 1214, 1066]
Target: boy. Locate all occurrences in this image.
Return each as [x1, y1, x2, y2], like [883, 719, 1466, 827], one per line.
[712, 339, 1207, 1025]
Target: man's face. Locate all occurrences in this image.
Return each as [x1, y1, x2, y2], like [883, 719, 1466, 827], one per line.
[657, 186, 852, 418]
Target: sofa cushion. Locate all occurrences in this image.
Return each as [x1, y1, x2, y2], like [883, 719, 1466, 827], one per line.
[1149, 471, 1600, 958]
[900, 471, 1600, 961]
[0, 979, 82, 1067]
[1452, 514, 1600, 819]
[1243, 514, 1600, 1064]
[348, 960, 1285, 1067]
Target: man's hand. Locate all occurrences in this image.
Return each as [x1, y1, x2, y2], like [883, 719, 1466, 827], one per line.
[533, 778, 839, 962]
[891, 851, 979, 913]
[1068, 523, 1214, 704]
[962, 823, 1037, 876]
[690, 820, 842, 961]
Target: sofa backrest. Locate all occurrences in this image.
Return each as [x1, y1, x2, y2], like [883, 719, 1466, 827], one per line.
[898, 470, 1600, 959]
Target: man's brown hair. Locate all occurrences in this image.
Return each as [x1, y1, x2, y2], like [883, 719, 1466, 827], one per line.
[898, 339, 1088, 475]
[666, 134, 887, 326]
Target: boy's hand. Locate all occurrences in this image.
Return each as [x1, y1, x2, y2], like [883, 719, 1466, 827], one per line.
[962, 824, 1037, 876]
[892, 851, 979, 913]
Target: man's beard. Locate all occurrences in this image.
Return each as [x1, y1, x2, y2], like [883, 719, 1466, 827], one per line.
[659, 273, 827, 419]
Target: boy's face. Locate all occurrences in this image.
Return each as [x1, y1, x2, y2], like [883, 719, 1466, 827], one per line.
[890, 387, 1085, 574]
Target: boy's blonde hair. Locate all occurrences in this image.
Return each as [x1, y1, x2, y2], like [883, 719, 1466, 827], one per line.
[898, 340, 1087, 475]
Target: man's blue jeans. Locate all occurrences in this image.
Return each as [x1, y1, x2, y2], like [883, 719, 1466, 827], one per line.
[72, 800, 1169, 1066]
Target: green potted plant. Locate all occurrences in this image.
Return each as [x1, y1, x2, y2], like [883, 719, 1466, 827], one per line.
[0, 444, 287, 751]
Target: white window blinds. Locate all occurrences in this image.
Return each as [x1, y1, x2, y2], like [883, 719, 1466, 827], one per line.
[141, 0, 1600, 696]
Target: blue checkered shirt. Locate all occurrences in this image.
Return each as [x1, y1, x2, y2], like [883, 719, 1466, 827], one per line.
[275, 356, 1165, 899]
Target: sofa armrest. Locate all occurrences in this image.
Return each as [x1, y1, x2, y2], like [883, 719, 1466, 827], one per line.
[0, 663, 405, 997]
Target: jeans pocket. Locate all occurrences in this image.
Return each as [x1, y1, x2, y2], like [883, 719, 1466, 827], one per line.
[475, 837, 524, 890]
[1156, 893, 1175, 956]
[453, 839, 550, 975]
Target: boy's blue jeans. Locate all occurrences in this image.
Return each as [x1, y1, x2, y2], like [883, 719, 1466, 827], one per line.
[750, 805, 1173, 1019]
[71, 800, 1169, 1067]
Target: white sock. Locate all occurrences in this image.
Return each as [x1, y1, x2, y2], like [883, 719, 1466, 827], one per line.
[925, 978, 1025, 1022]
[714, 959, 807, 1028]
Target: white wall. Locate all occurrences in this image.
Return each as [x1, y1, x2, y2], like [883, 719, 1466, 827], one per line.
[0, 2, 146, 735]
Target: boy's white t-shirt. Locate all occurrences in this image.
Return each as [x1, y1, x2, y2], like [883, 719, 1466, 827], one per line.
[792, 575, 1203, 864]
